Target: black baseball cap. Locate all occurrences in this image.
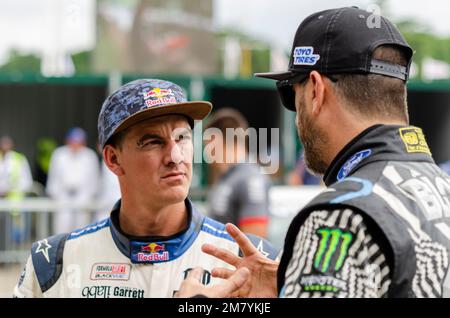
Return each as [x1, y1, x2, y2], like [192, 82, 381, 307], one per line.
[255, 7, 414, 111]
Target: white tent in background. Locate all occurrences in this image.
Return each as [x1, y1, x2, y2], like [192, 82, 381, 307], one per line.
[422, 57, 450, 81]
[270, 46, 289, 73]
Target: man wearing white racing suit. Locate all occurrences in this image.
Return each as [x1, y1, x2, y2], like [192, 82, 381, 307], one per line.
[13, 79, 278, 298]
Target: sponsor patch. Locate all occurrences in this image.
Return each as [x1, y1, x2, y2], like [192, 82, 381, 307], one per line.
[337, 149, 372, 180]
[143, 87, 177, 108]
[299, 274, 346, 293]
[81, 285, 144, 298]
[131, 242, 170, 263]
[293, 46, 320, 65]
[313, 227, 354, 274]
[399, 127, 431, 155]
[90, 263, 131, 281]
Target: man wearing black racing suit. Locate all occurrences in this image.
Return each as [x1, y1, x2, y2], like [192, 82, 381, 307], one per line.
[176, 7, 450, 298]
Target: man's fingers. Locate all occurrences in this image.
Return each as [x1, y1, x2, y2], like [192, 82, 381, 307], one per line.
[211, 267, 234, 279]
[202, 244, 240, 267]
[186, 267, 204, 282]
[225, 223, 258, 256]
[215, 267, 250, 297]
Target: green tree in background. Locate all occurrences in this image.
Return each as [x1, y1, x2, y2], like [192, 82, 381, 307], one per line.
[217, 28, 271, 78]
[399, 23, 450, 79]
[0, 51, 41, 73]
[0, 50, 93, 75]
[374, 0, 450, 80]
[71, 51, 92, 74]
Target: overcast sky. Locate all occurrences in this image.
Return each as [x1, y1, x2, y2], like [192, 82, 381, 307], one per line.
[214, 0, 450, 49]
[0, 0, 449, 65]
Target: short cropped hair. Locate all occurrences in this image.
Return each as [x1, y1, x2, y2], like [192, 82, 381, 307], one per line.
[331, 45, 410, 123]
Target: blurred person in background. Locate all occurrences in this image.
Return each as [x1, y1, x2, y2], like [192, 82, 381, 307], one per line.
[34, 137, 57, 188]
[0, 135, 33, 245]
[204, 108, 271, 238]
[46, 127, 99, 234]
[0, 135, 33, 198]
[287, 149, 322, 185]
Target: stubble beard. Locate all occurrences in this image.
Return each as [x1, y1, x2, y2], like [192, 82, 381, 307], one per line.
[297, 92, 329, 176]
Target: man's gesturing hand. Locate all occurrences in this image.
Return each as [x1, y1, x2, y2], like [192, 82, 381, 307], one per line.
[174, 266, 250, 298]
[202, 223, 279, 298]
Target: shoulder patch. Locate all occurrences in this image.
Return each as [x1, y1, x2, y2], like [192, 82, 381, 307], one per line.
[313, 227, 354, 274]
[242, 233, 280, 261]
[399, 126, 431, 155]
[31, 232, 70, 293]
[337, 149, 372, 181]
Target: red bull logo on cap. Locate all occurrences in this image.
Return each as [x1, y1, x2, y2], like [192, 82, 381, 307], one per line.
[143, 88, 177, 108]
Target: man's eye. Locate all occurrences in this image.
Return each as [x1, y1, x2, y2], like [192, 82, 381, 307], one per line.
[138, 139, 162, 148]
[148, 139, 163, 145]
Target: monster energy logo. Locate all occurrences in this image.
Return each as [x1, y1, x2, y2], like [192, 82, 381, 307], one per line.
[314, 227, 353, 273]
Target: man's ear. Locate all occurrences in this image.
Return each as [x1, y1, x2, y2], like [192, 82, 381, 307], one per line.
[309, 71, 326, 116]
[103, 145, 125, 176]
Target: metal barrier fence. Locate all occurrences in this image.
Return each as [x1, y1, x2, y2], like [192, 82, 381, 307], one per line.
[0, 198, 106, 264]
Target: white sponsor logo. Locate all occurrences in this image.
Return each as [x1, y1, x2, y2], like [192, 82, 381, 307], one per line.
[293, 46, 320, 66]
[90, 263, 131, 281]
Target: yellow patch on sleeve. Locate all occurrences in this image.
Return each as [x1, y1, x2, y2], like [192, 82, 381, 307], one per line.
[399, 127, 431, 155]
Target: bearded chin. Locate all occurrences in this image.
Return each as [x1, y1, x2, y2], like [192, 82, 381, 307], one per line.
[302, 142, 327, 176]
[299, 115, 329, 176]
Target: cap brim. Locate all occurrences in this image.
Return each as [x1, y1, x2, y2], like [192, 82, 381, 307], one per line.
[114, 101, 212, 135]
[254, 71, 297, 81]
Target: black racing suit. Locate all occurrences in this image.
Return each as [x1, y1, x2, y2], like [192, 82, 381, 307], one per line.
[278, 125, 450, 297]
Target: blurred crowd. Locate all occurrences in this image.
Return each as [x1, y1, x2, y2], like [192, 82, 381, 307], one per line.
[0, 128, 120, 248]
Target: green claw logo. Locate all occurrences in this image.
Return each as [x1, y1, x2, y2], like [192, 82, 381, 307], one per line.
[314, 227, 354, 273]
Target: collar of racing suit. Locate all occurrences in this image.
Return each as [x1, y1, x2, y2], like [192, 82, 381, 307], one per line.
[322, 124, 435, 186]
[108, 198, 205, 264]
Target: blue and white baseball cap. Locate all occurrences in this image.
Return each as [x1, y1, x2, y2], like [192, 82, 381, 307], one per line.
[98, 79, 212, 148]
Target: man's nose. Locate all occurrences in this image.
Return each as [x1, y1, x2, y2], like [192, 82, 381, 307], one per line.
[165, 139, 184, 165]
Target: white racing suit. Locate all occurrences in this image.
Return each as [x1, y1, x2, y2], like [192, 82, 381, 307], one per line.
[14, 199, 278, 298]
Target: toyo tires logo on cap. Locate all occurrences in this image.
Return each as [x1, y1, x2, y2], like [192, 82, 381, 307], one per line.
[293, 46, 320, 65]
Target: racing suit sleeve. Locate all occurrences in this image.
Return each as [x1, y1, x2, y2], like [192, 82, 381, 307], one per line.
[13, 256, 43, 298]
[281, 208, 392, 298]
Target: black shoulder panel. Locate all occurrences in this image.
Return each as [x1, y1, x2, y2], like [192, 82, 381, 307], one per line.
[31, 232, 70, 293]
